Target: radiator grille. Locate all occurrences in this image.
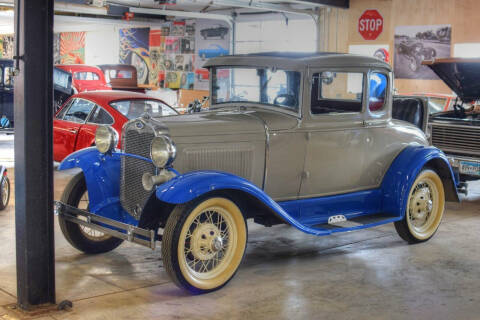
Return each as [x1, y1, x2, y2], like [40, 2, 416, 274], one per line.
[120, 126, 156, 219]
[431, 124, 480, 156]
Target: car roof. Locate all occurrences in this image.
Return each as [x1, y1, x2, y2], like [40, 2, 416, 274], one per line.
[72, 90, 163, 106]
[56, 64, 103, 73]
[204, 52, 391, 71]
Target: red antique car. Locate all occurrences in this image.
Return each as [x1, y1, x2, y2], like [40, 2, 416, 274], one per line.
[56, 64, 111, 93]
[53, 91, 178, 162]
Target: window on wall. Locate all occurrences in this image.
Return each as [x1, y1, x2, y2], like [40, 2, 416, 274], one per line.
[235, 19, 317, 53]
[454, 43, 480, 58]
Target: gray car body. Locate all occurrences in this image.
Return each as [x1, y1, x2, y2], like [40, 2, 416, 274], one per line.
[157, 53, 428, 202]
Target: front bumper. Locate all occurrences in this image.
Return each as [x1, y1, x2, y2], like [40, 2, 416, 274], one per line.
[54, 201, 158, 250]
[446, 155, 480, 177]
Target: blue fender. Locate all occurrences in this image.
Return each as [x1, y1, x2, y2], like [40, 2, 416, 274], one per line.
[380, 145, 458, 218]
[156, 171, 331, 235]
[58, 148, 139, 225]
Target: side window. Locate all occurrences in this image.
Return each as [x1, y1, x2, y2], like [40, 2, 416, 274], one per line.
[4, 67, 14, 87]
[74, 72, 100, 81]
[369, 73, 388, 112]
[56, 99, 75, 119]
[147, 101, 177, 116]
[89, 106, 114, 125]
[311, 72, 364, 115]
[63, 99, 95, 123]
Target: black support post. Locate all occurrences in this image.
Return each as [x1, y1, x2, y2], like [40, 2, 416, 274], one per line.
[14, 0, 55, 310]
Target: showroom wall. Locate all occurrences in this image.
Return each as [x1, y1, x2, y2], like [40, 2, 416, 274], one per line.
[320, 0, 480, 95]
[54, 17, 231, 90]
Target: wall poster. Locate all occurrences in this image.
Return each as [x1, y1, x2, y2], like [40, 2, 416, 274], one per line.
[394, 25, 451, 79]
[119, 27, 151, 85]
[194, 20, 231, 90]
[59, 32, 86, 64]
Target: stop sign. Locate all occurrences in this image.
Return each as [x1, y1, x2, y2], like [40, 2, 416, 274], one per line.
[358, 10, 383, 40]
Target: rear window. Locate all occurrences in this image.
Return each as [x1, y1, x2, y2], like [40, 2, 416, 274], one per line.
[110, 99, 177, 119]
[108, 69, 133, 79]
[74, 72, 100, 81]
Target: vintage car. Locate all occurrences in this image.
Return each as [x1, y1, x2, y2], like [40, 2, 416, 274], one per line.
[397, 40, 436, 72]
[200, 25, 229, 39]
[199, 44, 229, 60]
[98, 64, 145, 93]
[55, 53, 459, 294]
[424, 58, 480, 192]
[56, 64, 111, 93]
[53, 91, 177, 162]
[0, 165, 9, 211]
[0, 63, 74, 129]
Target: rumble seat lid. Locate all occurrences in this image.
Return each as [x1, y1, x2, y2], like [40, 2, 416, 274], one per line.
[423, 58, 480, 101]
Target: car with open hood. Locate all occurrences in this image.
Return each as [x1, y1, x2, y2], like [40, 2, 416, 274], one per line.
[54, 52, 458, 294]
[424, 58, 480, 192]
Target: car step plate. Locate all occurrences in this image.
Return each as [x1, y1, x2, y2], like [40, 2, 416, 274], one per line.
[327, 215, 363, 228]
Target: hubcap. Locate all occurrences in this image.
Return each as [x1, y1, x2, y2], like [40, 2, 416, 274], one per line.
[191, 223, 225, 261]
[409, 183, 433, 228]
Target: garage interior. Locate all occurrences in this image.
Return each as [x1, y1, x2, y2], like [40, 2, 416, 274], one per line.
[1, 0, 480, 319]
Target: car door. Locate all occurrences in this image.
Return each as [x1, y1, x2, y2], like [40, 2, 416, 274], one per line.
[299, 69, 370, 198]
[53, 98, 95, 161]
[75, 105, 115, 151]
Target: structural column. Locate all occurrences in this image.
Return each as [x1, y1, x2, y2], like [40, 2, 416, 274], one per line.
[14, 0, 55, 310]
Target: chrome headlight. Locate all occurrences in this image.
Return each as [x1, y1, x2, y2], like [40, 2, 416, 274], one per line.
[150, 136, 176, 168]
[95, 126, 118, 154]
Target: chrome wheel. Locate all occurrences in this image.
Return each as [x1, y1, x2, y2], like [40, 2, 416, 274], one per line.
[1, 177, 9, 208]
[77, 191, 109, 242]
[406, 170, 444, 240]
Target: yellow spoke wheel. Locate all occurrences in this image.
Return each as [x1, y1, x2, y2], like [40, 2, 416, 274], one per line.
[395, 169, 445, 243]
[162, 197, 247, 294]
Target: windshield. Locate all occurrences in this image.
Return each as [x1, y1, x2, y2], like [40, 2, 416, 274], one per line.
[110, 99, 178, 119]
[211, 67, 301, 112]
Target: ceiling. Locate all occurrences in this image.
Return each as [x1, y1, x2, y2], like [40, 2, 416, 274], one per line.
[0, 0, 348, 30]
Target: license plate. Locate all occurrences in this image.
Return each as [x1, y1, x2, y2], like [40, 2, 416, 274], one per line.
[459, 161, 480, 176]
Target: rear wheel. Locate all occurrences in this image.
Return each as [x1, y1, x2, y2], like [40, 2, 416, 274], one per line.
[0, 176, 10, 210]
[58, 172, 123, 254]
[395, 169, 445, 244]
[162, 196, 247, 294]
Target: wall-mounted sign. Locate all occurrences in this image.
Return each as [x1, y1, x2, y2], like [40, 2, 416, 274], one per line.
[358, 10, 383, 40]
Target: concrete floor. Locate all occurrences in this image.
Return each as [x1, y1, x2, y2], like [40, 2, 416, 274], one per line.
[1, 148, 480, 318]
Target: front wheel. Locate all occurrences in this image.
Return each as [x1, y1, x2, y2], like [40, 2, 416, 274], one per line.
[58, 172, 123, 254]
[394, 169, 445, 244]
[162, 196, 247, 294]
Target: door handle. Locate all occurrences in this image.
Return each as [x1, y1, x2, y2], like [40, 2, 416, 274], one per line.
[68, 129, 77, 134]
